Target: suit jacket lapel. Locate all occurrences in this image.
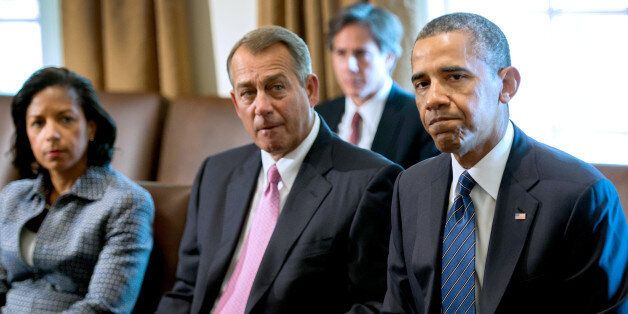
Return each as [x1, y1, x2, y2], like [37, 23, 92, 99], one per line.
[246, 122, 334, 312]
[199, 151, 261, 312]
[479, 125, 540, 313]
[371, 84, 403, 156]
[412, 154, 452, 313]
[323, 98, 345, 133]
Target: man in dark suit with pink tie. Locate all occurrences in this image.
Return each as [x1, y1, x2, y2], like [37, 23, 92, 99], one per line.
[157, 25, 401, 313]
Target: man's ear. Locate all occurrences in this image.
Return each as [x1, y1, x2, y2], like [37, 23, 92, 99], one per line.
[385, 52, 396, 73]
[306, 74, 320, 108]
[499, 66, 521, 104]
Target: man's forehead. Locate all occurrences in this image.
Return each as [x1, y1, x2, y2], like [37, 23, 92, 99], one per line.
[413, 33, 475, 62]
[414, 31, 472, 52]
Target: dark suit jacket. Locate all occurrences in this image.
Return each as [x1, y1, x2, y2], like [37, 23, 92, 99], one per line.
[315, 83, 437, 169]
[383, 125, 628, 313]
[157, 121, 402, 314]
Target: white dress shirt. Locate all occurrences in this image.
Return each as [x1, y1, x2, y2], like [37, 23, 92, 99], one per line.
[337, 78, 392, 149]
[449, 121, 514, 309]
[212, 114, 321, 311]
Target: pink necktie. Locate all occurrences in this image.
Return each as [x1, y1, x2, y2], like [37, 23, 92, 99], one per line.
[214, 165, 282, 314]
[349, 112, 362, 145]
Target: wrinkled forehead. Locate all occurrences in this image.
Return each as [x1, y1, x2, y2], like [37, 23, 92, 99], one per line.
[233, 46, 304, 86]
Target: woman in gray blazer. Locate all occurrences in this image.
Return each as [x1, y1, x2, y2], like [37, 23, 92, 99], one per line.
[0, 67, 154, 313]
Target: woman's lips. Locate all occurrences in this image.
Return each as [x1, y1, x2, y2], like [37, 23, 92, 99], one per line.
[45, 149, 64, 158]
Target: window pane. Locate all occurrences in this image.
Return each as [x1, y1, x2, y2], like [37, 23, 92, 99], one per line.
[0, 0, 39, 19]
[445, 0, 549, 14]
[0, 22, 43, 94]
[552, 0, 628, 11]
[544, 14, 628, 164]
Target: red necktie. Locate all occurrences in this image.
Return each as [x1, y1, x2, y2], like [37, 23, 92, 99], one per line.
[214, 165, 282, 313]
[349, 112, 362, 145]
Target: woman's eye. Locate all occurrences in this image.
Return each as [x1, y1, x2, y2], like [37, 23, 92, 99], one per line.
[61, 116, 75, 124]
[29, 120, 43, 128]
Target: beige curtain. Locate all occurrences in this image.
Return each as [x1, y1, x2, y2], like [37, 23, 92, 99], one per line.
[62, 0, 193, 98]
[258, 0, 421, 101]
[372, 0, 424, 93]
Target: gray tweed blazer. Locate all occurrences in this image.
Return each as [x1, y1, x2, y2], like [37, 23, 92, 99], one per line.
[0, 165, 154, 313]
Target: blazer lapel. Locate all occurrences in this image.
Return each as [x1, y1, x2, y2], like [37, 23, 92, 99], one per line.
[245, 123, 334, 313]
[412, 154, 452, 313]
[479, 126, 540, 314]
[323, 98, 345, 133]
[198, 151, 261, 312]
[371, 84, 403, 156]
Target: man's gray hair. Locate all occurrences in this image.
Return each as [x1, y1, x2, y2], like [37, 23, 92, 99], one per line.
[227, 25, 312, 86]
[327, 3, 403, 58]
[417, 12, 511, 73]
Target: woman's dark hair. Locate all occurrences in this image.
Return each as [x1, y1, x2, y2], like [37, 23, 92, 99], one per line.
[11, 67, 117, 178]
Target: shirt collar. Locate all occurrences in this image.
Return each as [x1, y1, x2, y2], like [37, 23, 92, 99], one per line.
[27, 165, 112, 202]
[451, 121, 514, 199]
[260, 113, 320, 190]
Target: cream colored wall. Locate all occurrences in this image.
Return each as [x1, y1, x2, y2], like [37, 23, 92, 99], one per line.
[187, 0, 257, 97]
[208, 0, 257, 97]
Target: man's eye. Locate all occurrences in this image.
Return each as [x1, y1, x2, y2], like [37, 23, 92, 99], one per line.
[354, 50, 368, 59]
[414, 81, 429, 90]
[272, 84, 285, 91]
[449, 74, 465, 81]
[333, 49, 346, 57]
[240, 90, 255, 98]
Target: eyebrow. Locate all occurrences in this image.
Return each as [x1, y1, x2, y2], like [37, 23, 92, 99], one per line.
[411, 72, 426, 82]
[440, 65, 470, 73]
[235, 73, 287, 90]
[235, 80, 254, 90]
[263, 73, 287, 84]
[26, 108, 75, 117]
[411, 65, 471, 82]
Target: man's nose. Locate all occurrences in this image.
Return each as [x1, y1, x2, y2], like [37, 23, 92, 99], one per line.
[424, 81, 449, 111]
[254, 93, 273, 116]
[347, 55, 359, 73]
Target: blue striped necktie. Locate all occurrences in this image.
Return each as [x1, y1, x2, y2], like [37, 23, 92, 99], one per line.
[441, 171, 477, 314]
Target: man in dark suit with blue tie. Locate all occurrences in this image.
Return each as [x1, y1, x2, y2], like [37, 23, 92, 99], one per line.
[156, 25, 401, 313]
[315, 3, 437, 169]
[383, 13, 628, 313]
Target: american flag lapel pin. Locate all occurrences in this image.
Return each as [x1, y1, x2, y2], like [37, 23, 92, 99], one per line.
[515, 212, 526, 220]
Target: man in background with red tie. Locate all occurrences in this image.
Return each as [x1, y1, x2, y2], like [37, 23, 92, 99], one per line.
[156, 25, 402, 314]
[315, 3, 437, 169]
[383, 12, 628, 313]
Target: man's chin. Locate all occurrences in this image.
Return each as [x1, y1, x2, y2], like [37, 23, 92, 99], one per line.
[341, 86, 365, 97]
[434, 135, 461, 154]
[257, 140, 284, 154]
